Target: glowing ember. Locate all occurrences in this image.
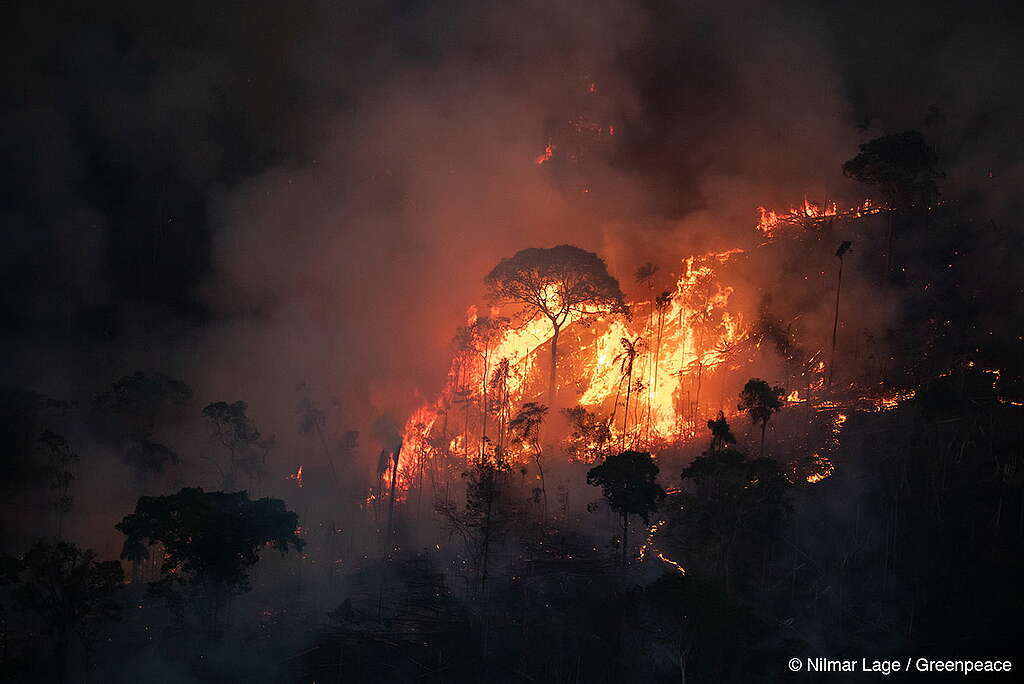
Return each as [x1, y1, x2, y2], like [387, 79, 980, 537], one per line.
[535, 141, 555, 165]
[287, 465, 303, 487]
[872, 389, 916, 411]
[805, 453, 835, 483]
[639, 519, 686, 574]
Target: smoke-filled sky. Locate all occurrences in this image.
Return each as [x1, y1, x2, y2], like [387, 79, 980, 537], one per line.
[3, 0, 1022, 439]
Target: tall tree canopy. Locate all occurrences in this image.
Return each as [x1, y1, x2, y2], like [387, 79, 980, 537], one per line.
[116, 487, 304, 634]
[842, 130, 942, 209]
[94, 371, 193, 435]
[485, 245, 628, 404]
[737, 378, 785, 458]
[202, 400, 263, 489]
[675, 446, 789, 596]
[587, 450, 665, 566]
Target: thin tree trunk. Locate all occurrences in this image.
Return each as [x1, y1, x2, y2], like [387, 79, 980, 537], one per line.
[622, 365, 633, 449]
[534, 451, 548, 525]
[548, 324, 561, 407]
[315, 424, 340, 492]
[622, 513, 629, 567]
[829, 255, 844, 386]
[386, 443, 403, 546]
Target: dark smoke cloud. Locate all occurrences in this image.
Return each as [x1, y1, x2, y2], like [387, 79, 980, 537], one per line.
[2, 0, 1022, 523]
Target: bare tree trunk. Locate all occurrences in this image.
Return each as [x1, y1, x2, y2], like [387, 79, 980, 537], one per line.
[885, 210, 894, 274]
[315, 423, 340, 492]
[622, 365, 633, 449]
[760, 420, 767, 459]
[386, 443, 403, 547]
[622, 513, 629, 567]
[481, 348, 490, 453]
[829, 255, 844, 386]
[548, 324, 561, 407]
[534, 452, 548, 525]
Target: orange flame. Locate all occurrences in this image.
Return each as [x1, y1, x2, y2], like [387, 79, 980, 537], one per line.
[535, 141, 555, 165]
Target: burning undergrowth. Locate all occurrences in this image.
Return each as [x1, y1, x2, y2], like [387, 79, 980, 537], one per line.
[388, 198, 922, 513]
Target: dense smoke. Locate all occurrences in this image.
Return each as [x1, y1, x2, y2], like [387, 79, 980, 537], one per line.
[3, 0, 1023, 545]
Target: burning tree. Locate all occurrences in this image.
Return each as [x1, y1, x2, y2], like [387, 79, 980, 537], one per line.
[562, 405, 613, 463]
[613, 336, 642, 448]
[485, 245, 628, 406]
[455, 314, 509, 452]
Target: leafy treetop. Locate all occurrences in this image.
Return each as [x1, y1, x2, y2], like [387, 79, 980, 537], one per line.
[116, 487, 304, 596]
[842, 130, 942, 208]
[485, 245, 628, 328]
[586, 450, 665, 523]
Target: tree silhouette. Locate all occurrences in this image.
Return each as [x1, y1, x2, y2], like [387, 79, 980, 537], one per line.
[202, 400, 262, 489]
[93, 373, 191, 482]
[678, 444, 789, 596]
[116, 487, 304, 636]
[562, 405, 613, 463]
[94, 371, 192, 438]
[1, 540, 123, 682]
[454, 315, 509, 452]
[613, 336, 641, 448]
[37, 430, 78, 539]
[737, 379, 785, 458]
[509, 402, 548, 523]
[485, 245, 628, 405]
[586, 450, 665, 566]
[843, 131, 941, 271]
[297, 396, 341, 492]
[0, 389, 72, 491]
[488, 358, 514, 455]
[706, 410, 736, 454]
[842, 131, 941, 209]
[436, 454, 510, 595]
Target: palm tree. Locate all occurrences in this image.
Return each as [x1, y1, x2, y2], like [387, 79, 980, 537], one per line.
[614, 337, 640, 448]
[737, 379, 785, 458]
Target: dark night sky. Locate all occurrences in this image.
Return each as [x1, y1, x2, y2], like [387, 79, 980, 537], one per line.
[2, 0, 1022, 416]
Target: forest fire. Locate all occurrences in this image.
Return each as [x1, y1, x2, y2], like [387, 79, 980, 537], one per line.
[756, 198, 886, 237]
[396, 245, 751, 495]
[6, 5, 1022, 681]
